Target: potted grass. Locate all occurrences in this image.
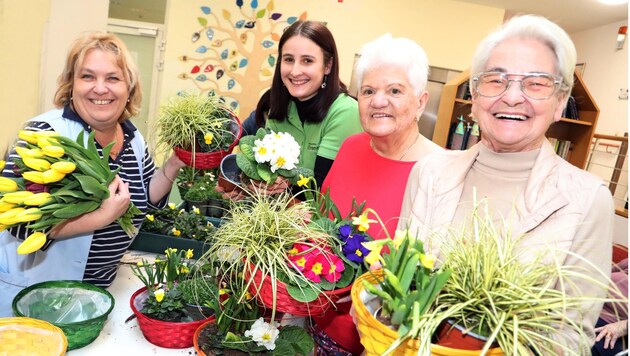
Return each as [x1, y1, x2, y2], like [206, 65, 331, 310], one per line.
[157, 92, 242, 169]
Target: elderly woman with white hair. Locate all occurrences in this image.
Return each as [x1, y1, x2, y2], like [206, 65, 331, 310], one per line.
[399, 15, 614, 353]
[313, 34, 441, 355]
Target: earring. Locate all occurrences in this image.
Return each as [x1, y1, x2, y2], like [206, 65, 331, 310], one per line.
[321, 75, 328, 89]
[415, 116, 420, 122]
[127, 98, 130, 103]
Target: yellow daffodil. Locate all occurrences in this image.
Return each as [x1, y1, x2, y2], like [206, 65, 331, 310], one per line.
[21, 171, 46, 184]
[22, 192, 53, 206]
[296, 174, 310, 187]
[180, 265, 189, 274]
[18, 130, 39, 144]
[22, 157, 51, 172]
[420, 253, 437, 270]
[185, 249, 194, 259]
[0, 177, 19, 192]
[136, 261, 144, 267]
[42, 169, 66, 183]
[393, 229, 408, 249]
[17, 231, 47, 255]
[352, 212, 377, 232]
[204, 132, 214, 145]
[146, 214, 155, 222]
[2, 191, 34, 204]
[50, 161, 76, 174]
[154, 289, 165, 302]
[42, 145, 65, 158]
[362, 240, 385, 267]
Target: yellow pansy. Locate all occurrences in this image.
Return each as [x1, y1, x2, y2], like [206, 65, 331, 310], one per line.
[146, 214, 155, 222]
[154, 289, 165, 302]
[204, 132, 214, 145]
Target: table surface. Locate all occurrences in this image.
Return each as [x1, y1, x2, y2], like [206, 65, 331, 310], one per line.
[67, 250, 198, 355]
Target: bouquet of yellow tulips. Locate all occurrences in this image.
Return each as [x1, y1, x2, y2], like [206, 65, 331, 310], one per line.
[0, 129, 141, 254]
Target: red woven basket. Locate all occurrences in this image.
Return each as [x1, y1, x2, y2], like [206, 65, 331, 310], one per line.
[245, 264, 352, 317]
[175, 111, 243, 170]
[130, 286, 215, 349]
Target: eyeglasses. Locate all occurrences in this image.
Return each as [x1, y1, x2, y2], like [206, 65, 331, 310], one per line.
[472, 72, 563, 100]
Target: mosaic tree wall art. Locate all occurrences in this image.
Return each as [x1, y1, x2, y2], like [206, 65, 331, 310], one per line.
[178, 0, 307, 115]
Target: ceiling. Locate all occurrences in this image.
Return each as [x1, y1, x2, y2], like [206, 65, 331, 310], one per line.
[457, 0, 628, 33]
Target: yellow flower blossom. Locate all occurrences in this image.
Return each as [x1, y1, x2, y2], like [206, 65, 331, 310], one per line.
[185, 249, 194, 259]
[296, 174, 310, 187]
[0, 177, 19, 192]
[146, 214, 155, 222]
[22, 157, 51, 172]
[42, 145, 65, 158]
[420, 253, 436, 270]
[42, 169, 66, 184]
[22, 171, 46, 184]
[204, 132, 214, 145]
[22, 192, 53, 206]
[154, 289, 165, 302]
[50, 161, 76, 174]
[0, 160, 4, 171]
[18, 130, 39, 144]
[193, 206, 200, 215]
[2, 191, 34, 204]
[0, 200, 16, 213]
[352, 212, 377, 232]
[168, 202, 176, 210]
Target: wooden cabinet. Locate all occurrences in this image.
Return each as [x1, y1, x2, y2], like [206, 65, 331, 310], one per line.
[432, 69, 600, 169]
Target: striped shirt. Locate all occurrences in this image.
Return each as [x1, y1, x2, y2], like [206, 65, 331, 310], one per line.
[3, 107, 166, 287]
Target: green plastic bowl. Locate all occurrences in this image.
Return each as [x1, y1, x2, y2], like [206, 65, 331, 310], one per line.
[12, 280, 115, 350]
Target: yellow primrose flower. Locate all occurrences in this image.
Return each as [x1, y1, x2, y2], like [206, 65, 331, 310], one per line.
[154, 289, 165, 302]
[0, 177, 19, 192]
[168, 202, 176, 210]
[352, 212, 377, 232]
[21, 171, 46, 184]
[146, 214, 155, 222]
[186, 249, 194, 259]
[42, 169, 65, 183]
[296, 174, 310, 187]
[22, 157, 51, 172]
[18, 130, 39, 144]
[50, 161, 76, 174]
[204, 132, 214, 145]
[420, 253, 437, 270]
[42, 145, 65, 158]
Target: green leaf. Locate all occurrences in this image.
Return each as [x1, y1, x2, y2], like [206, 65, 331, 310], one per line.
[255, 127, 267, 140]
[256, 9, 266, 18]
[276, 325, 314, 355]
[236, 153, 261, 180]
[74, 174, 109, 199]
[256, 164, 273, 184]
[285, 284, 319, 303]
[197, 17, 207, 26]
[239, 143, 256, 162]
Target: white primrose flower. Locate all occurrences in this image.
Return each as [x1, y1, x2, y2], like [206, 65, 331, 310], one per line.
[253, 138, 272, 164]
[244, 317, 280, 350]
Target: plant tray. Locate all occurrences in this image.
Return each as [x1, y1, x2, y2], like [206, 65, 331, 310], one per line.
[130, 231, 210, 259]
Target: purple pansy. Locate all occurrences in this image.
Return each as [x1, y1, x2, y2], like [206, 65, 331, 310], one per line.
[337, 224, 352, 241]
[343, 234, 370, 263]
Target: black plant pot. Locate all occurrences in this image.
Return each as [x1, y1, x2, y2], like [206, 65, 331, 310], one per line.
[186, 200, 208, 216]
[206, 198, 226, 218]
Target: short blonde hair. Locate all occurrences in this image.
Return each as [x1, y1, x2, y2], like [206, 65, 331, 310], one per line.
[53, 31, 142, 121]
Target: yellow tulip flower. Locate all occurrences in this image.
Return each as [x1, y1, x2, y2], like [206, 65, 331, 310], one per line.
[15, 208, 42, 223]
[0, 207, 26, 225]
[50, 161, 76, 174]
[22, 157, 51, 172]
[22, 171, 46, 184]
[17, 231, 47, 254]
[37, 137, 56, 149]
[18, 130, 39, 144]
[42, 169, 66, 183]
[2, 191, 34, 204]
[0, 177, 19, 192]
[33, 131, 60, 139]
[0, 200, 17, 213]
[0, 160, 4, 171]
[22, 192, 53, 206]
[42, 145, 65, 158]
[15, 147, 44, 158]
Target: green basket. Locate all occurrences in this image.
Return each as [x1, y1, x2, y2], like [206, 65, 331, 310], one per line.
[12, 280, 115, 350]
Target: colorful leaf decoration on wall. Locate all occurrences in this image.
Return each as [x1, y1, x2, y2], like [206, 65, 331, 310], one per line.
[198, 17, 208, 26]
[196, 46, 208, 54]
[270, 13, 282, 20]
[256, 9, 266, 18]
[206, 28, 214, 40]
[221, 49, 228, 59]
[267, 55, 275, 67]
[287, 16, 297, 24]
[235, 19, 245, 28]
[204, 64, 214, 72]
[217, 69, 224, 80]
[299, 12, 307, 20]
[228, 79, 235, 89]
[191, 32, 200, 42]
[200, 6, 211, 14]
[244, 21, 256, 29]
[262, 40, 274, 48]
[261, 68, 273, 77]
[271, 33, 280, 41]
[236, 0, 243, 8]
[196, 74, 207, 81]
[222, 9, 231, 20]
[251, 0, 259, 8]
[231, 50, 238, 58]
[240, 33, 247, 44]
[239, 58, 248, 68]
[191, 65, 201, 74]
[212, 40, 223, 47]
[230, 61, 238, 71]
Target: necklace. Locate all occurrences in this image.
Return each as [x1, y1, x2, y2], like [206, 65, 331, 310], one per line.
[398, 134, 420, 160]
[93, 125, 122, 158]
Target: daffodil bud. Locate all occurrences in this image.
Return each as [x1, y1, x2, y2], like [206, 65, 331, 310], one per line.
[15, 207, 42, 222]
[50, 161, 76, 174]
[0, 200, 16, 213]
[22, 192, 53, 206]
[18, 130, 39, 144]
[0, 207, 26, 225]
[42, 145, 65, 158]
[22, 157, 51, 172]
[2, 191, 34, 204]
[42, 169, 66, 183]
[0, 177, 19, 192]
[22, 171, 46, 184]
[17, 231, 47, 255]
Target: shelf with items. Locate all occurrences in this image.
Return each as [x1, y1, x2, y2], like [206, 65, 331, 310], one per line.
[432, 69, 599, 169]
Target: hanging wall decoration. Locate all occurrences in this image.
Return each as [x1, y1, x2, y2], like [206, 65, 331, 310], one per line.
[178, 0, 308, 115]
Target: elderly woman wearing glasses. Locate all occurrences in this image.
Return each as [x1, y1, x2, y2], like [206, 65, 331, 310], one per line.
[399, 14, 614, 353]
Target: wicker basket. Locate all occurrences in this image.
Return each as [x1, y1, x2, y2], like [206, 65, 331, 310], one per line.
[12, 280, 114, 351]
[351, 271, 504, 356]
[130, 286, 215, 349]
[0, 317, 68, 356]
[245, 263, 352, 317]
[175, 111, 243, 169]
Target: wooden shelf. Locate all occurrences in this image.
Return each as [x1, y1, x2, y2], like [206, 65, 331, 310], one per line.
[432, 69, 599, 169]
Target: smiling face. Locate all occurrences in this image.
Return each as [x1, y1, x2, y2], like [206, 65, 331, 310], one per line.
[358, 64, 427, 140]
[71, 48, 129, 129]
[472, 37, 566, 153]
[280, 35, 331, 101]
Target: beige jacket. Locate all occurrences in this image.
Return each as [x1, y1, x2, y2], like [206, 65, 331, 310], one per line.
[399, 140, 614, 353]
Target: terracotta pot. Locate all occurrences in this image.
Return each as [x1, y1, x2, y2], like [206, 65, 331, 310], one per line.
[130, 286, 215, 349]
[435, 319, 496, 351]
